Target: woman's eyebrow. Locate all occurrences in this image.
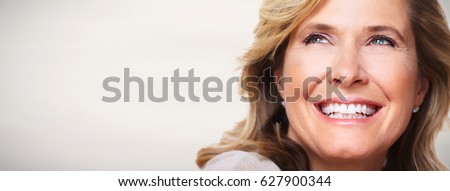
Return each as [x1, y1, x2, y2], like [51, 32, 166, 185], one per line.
[301, 23, 337, 33]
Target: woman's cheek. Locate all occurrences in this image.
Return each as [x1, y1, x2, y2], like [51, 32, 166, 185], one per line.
[282, 48, 335, 101]
[364, 53, 418, 100]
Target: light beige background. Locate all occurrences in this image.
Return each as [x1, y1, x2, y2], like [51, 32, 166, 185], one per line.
[0, 0, 449, 170]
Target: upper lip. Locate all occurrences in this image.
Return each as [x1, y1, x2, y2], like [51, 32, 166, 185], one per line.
[314, 97, 383, 107]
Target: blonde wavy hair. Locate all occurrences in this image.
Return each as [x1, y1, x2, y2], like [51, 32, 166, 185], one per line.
[197, 0, 450, 170]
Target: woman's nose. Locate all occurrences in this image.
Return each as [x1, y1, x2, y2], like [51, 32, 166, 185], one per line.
[328, 44, 368, 88]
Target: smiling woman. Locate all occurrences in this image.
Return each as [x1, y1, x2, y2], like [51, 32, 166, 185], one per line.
[197, 0, 450, 171]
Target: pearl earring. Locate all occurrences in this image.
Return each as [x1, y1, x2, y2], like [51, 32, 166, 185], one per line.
[281, 101, 285, 107]
[413, 106, 420, 113]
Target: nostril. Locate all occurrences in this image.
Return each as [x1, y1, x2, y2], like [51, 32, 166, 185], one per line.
[332, 78, 343, 84]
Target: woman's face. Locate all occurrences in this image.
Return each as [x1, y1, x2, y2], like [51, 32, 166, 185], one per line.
[279, 0, 428, 169]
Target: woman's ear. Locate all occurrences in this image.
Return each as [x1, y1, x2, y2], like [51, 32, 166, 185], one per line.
[274, 68, 285, 99]
[414, 77, 429, 106]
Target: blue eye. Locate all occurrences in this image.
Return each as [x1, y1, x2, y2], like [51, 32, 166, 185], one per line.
[370, 35, 396, 47]
[304, 33, 330, 44]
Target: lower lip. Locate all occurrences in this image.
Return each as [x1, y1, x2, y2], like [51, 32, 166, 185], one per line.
[313, 105, 380, 125]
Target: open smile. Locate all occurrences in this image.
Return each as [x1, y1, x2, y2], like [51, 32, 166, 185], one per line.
[314, 98, 382, 120]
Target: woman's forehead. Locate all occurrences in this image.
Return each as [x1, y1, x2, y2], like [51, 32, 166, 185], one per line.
[299, 0, 411, 34]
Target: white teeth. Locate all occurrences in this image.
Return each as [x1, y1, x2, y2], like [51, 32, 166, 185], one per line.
[356, 104, 361, 113]
[348, 104, 356, 114]
[339, 104, 347, 113]
[320, 103, 378, 119]
[333, 104, 339, 112]
[362, 105, 367, 115]
[328, 113, 368, 119]
[367, 108, 374, 115]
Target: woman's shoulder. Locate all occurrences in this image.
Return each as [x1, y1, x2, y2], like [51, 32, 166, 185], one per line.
[203, 150, 281, 171]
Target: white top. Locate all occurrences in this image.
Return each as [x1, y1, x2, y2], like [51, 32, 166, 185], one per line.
[203, 150, 281, 171]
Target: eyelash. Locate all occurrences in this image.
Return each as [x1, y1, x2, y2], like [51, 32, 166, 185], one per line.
[369, 35, 397, 47]
[304, 33, 329, 44]
[303, 33, 397, 47]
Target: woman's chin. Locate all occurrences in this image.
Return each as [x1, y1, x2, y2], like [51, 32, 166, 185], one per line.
[322, 150, 371, 162]
[314, 141, 377, 162]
